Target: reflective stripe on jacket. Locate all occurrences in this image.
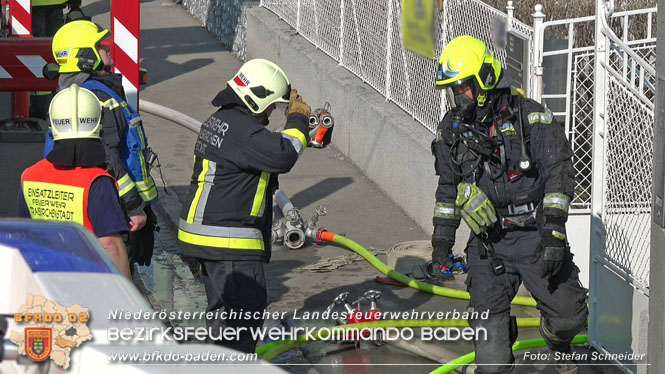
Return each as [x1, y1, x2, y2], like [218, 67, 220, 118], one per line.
[178, 99, 309, 262]
[21, 159, 113, 233]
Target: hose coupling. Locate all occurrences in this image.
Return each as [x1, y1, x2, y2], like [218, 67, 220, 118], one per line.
[284, 227, 306, 249]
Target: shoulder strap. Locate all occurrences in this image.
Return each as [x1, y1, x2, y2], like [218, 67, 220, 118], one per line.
[81, 80, 139, 118]
[510, 92, 531, 144]
[81, 80, 121, 101]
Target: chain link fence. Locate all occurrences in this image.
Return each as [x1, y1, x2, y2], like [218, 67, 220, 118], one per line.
[261, 0, 532, 133]
[603, 75, 653, 288]
[595, 23, 656, 289]
[261, 0, 656, 231]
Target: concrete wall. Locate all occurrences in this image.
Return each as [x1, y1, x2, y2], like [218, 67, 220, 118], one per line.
[247, 7, 444, 240]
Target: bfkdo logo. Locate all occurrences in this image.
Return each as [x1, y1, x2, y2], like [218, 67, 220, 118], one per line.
[25, 328, 52, 361]
[10, 295, 93, 369]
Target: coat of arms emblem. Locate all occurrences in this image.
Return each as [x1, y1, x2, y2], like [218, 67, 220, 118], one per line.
[25, 328, 52, 362]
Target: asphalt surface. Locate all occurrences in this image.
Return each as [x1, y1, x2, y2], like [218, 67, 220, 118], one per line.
[0, 1, 624, 373]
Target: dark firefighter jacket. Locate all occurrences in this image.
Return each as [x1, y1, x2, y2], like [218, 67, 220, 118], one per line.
[431, 87, 575, 242]
[178, 88, 310, 262]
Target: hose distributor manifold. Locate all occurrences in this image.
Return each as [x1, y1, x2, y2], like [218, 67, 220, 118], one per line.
[275, 189, 306, 249]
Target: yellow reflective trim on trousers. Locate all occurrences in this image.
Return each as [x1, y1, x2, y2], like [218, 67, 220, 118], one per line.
[178, 230, 265, 250]
[282, 128, 307, 149]
[250, 172, 269, 217]
[187, 159, 210, 224]
[30, 91, 52, 96]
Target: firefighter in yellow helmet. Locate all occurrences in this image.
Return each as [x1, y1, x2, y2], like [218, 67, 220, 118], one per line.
[49, 20, 158, 272]
[431, 36, 587, 374]
[178, 59, 311, 353]
[18, 85, 131, 279]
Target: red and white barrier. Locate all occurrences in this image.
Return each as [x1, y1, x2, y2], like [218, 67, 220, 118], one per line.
[3, 0, 140, 119]
[9, 0, 30, 36]
[0, 38, 56, 91]
[111, 1, 140, 109]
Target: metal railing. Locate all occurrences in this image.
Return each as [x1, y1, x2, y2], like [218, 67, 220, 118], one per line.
[531, 6, 656, 211]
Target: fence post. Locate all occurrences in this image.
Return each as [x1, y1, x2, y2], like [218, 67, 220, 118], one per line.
[339, 0, 344, 66]
[650, 0, 665, 367]
[589, 0, 611, 356]
[531, 4, 545, 102]
[385, 0, 393, 101]
[506, 1, 514, 33]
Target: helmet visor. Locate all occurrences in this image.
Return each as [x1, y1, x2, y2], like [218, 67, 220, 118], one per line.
[436, 61, 462, 89]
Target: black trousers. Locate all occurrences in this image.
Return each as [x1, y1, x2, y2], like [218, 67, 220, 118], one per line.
[30, 5, 62, 120]
[465, 229, 588, 374]
[32, 5, 64, 37]
[198, 259, 267, 353]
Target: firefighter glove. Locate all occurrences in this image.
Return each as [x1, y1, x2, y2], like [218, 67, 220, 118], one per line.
[286, 89, 311, 117]
[455, 183, 497, 235]
[538, 216, 567, 279]
[431, 225, 455, 281]
[128, 208, 158, 267]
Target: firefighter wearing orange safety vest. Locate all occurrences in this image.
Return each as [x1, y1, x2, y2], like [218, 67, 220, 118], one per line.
[18, 85, 132, 279]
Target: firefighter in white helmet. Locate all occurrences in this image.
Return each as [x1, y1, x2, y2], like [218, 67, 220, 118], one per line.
[18, 84, 131, 279]
[178, 59, 311, 353]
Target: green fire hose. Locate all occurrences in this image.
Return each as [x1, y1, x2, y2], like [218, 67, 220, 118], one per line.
[320, 231, 537, 307]
[428, 335, 589, 374]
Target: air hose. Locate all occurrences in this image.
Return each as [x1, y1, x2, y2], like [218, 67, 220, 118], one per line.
[318, 231, 537, 307]
[428, 334, 589, 374]
[259, 318, 541, 362]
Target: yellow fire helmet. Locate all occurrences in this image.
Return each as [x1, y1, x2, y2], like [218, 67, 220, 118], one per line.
[227, 59, 291, 114]
[435, 36, 502, 106]
[52, 20, 110, 73]
[49, 85, 103, 141]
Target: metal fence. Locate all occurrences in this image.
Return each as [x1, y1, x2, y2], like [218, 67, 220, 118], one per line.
[587, 2, 655, 369]
[260, 0, 657, 217]
[590, 6, 656, 292]
[260, 0, 532, 133]
[532, 7, 657, 211]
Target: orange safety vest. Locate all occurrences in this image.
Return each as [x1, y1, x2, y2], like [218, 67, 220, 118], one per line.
[21, 159, 115, 233]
